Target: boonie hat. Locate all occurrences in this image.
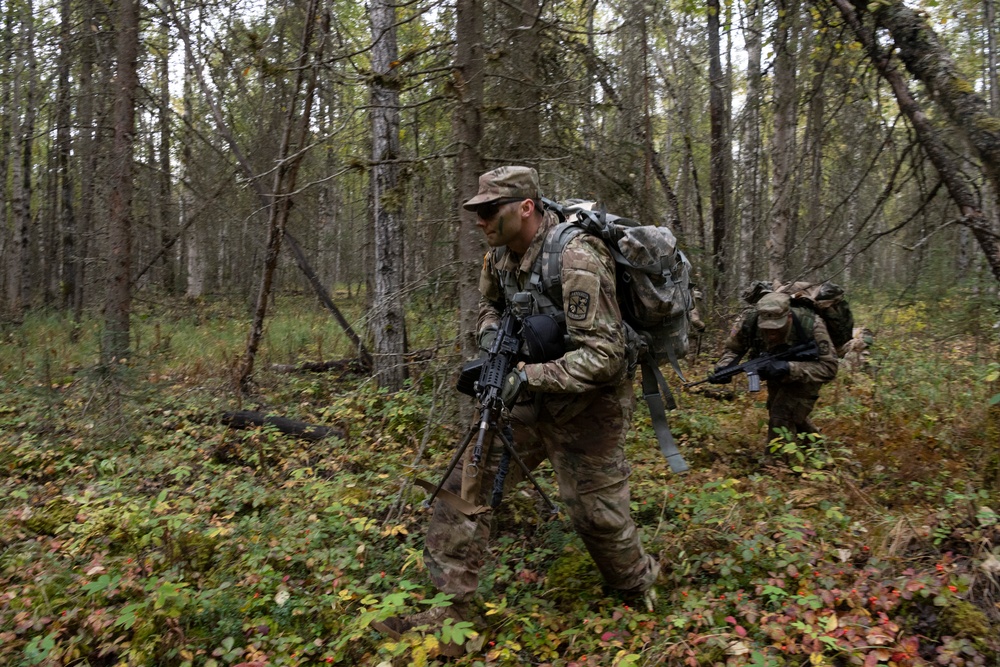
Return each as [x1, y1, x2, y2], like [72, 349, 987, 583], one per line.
[756, 292, 791, 329]
[462, 166, 539, 210]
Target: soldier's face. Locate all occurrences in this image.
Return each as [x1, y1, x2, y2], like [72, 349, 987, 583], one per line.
[760, 316, 792, 347]
[476, 200, 524, 248]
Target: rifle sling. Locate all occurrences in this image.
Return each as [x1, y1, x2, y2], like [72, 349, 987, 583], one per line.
[640, 353, 689, 474]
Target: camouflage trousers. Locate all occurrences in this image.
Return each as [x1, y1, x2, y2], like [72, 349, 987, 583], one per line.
[423, 382, 658, 602]
[765, 379, 822, 445]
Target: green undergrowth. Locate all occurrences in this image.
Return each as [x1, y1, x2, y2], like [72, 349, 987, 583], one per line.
[1, 289, 999, 666]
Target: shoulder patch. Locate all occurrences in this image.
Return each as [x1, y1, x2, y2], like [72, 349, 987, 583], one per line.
[567, 290, 591, 321]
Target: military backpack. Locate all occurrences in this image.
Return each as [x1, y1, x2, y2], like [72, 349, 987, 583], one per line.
[522, 198, 696, 473]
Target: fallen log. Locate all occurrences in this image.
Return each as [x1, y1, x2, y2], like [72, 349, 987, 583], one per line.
[270, 358, 368, 374]
[221, 411, 345, 442]
[270, 348, 437, 375]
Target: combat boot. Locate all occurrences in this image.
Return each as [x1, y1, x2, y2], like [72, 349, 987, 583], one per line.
[371, 602, 471, 657]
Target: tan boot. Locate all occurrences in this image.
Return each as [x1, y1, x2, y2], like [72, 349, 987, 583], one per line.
[372, 602, 471, 656]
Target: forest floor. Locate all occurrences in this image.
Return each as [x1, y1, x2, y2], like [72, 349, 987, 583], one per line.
[1, 290, 999, 667]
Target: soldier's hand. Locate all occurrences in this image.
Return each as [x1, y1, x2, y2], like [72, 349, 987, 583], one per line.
[500, 365, 528, 408]
[708, 373, 730, 384]
[708, 366, 732, 384]
[478, 327, 498, 353]
[761, 360, 790, 380]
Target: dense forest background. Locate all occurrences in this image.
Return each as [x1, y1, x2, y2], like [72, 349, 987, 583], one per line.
[2, 0, 1000, 665]
[3, 0, 1000, 381]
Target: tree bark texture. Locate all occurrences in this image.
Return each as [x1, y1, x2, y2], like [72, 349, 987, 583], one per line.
[454, 0, 486, 364]
[369, 0, 408, 391]
[708, 0, 727, 299]
[738, 0, 764, 282]
[987, 0, 1000, 113]
[7, 0, 36, 314]
[504, 0, 542, 163]
[768, 0, 798, 282]
[57, 0, 76, 309]
[102, 0, 138, 362]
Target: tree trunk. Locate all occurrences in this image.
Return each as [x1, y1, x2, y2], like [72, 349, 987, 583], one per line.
[7, 0, 37, 314]
[804, 25, 826, 279]
[768, 0, 798, 281]
[157, 14, 174, 295]
[368, 0, 408, 391]
[708, 0, 727, 299]
[57, 0, 76, 310]
[987, 0, 1000, 113]
[73, 0, 99, 330]
[181, 7, 205, 299]
[507, 0, 542, 163]
[738, 0, 764, 283]
[103, 0, 139, 363]
[236, 0, 322, 388]
[454, 0, 486, 364]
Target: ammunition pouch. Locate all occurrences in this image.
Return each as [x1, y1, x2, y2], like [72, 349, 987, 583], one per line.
[520, 313, 565, 363]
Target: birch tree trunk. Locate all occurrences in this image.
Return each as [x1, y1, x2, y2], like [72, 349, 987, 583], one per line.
[987, 0, 999, 113]
[0, 8, 10, 307]
[368, 0, 408, 391]
[804, 25, 826, 278]
[738, 0, 764, 282]
[181, 10, 204, 300]
[73, 0, 98, 329]
[7, 0, 37, 314]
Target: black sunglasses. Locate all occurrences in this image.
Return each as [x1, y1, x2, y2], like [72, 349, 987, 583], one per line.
[475, 197, 527, 220]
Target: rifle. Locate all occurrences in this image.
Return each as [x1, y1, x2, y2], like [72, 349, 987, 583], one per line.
[419, 308, 559, 516]
[687, 339, 820, 392]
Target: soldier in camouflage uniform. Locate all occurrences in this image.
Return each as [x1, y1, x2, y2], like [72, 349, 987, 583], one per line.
[712, 291, 839, 445]
[389, 167, 658, 640]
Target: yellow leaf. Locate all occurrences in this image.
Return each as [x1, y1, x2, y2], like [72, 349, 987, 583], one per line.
[825, 614, 838, 631]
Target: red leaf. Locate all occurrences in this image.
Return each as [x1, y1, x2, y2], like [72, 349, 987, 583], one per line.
[736, 625, 748, 637]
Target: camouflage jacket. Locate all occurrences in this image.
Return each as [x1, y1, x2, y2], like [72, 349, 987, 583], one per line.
[478, 210, 628, 422]
[716, 306, 839, 385]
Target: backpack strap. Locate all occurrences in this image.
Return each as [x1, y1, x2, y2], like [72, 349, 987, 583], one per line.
[529, 221, 585, 313]
[534, 210, 689, 474]
[639, 349, 689, 474]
